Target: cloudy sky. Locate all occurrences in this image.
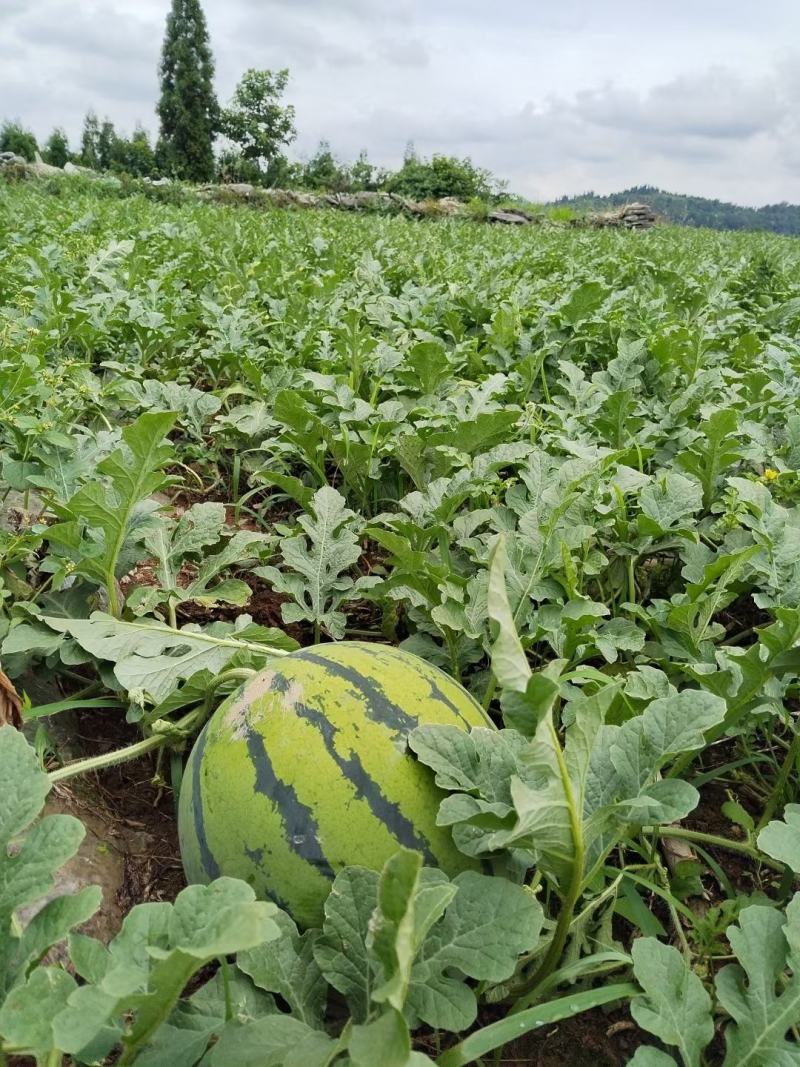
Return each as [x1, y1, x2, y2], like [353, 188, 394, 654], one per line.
[2, 0, 799, 205]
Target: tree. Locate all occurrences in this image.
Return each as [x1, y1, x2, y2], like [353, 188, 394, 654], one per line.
[301, 140, 347, 191]
[97, 119, 117, 170]
[349, 149, 381, 191]
[156, 0, 218, 181]
[219, 68, 296, 178]
[42, 128, 70, 167]
[111, 125, 156, 177]
[0, 121, 38, 161]
[386, 153, 495, 201]
[80, 110, 101, 169]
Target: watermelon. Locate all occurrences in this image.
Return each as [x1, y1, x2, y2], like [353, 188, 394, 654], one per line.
[178, 641, 493, 927]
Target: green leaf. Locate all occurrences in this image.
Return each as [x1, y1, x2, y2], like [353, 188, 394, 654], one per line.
[349, 1008, 413, 1067]
[0, 965, 77, 1060]
[630, 938, 714, 1067]
[487, 535, 531, 693]
[54, 879, 280, 1061]
[757, 805, 800, 873]
[369, 850, 426, 1013]
[436, 982, 638, 1067]
[40, 612, 296, 702]
[627, 1050, 680, 1067]
[58, 410, 177, 612]
[237, 911, 326, 1027]
[142, 503, 269, 612]
[716, 894, 800, 1065]
[0, 725, 52, 846]
[205, 1014, 333, 1067]
[314, 866, 379, 1023]
[676, 408, 743, 510]
[256, 485, 369, 640]
[11, 886, 101, 981]
[638, 471, 702, 537]
[407, 872, 543, 1031]
[0, 813, 87, 916]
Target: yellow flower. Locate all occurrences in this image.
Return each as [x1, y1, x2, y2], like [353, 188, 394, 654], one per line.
[763, 468, 779, 483]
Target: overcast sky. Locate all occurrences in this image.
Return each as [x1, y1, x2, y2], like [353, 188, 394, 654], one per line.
[2, 0, 799, 205]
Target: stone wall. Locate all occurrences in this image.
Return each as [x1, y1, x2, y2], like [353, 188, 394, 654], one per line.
[0, 154, 658, 230]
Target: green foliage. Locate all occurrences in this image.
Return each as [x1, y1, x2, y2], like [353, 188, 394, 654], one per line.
[255, 485, 380, 640]
[1, 179, 800, 1063]
[219, 68, 296, 175]
[386, 153, 495, 201]
[556, 184, 800, 236]
[79, 110, 101, 169]
[156, 0, 218, 181]
[0, 120, 38, 161]
[111, 126, 157, 178]
[300, 140, 348, 192]
[42, 128, 70, 168]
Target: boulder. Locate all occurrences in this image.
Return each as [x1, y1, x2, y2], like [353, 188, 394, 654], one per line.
[589, 202, 657, 230]
[438, 197, 466, 216]
[63, 161, 95, 176]
[27, 152, 63, 177]
[488, 209, 531, 225]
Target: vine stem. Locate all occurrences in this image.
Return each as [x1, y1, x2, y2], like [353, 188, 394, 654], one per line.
[757, 725, 800, 831]
[511, 718, 584, 1006]
[653, 826, 785, 874]
[48, 668, 257, 784]
[48, 724, 183, 784]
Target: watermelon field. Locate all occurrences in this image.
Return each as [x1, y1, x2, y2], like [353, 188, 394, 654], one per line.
[2, 177, 800, 1066]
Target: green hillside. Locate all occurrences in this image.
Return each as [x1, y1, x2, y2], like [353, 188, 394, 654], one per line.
[553, 185, 800, 235]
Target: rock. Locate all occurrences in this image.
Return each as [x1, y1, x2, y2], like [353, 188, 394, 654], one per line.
[63, 161, 94, 176]
[437, 197, 465, 216]
[27, 152, 63, 177]
[225, 182, 255, 197]
[589, 202, 657, 230]
[488, 209, 531, 225]
[0, 151, 26, 166]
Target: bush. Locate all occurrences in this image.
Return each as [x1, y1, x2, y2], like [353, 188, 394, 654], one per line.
[386, 153, 495, 201]
[0, 120, 38, 161]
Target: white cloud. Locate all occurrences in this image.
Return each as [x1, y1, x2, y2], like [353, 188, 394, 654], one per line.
[0, 0, 798, 204]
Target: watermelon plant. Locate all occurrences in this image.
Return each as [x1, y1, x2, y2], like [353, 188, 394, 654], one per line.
[2, 175, 800, 1062]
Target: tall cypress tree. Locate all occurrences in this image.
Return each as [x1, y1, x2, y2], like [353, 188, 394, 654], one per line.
[156, 0, 218, 181]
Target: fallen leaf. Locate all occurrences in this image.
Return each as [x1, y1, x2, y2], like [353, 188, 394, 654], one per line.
[0, 668, 22, 728]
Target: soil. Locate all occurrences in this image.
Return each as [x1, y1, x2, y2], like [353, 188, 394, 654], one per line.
[43, 706, 185, 941]
[428, 1007, 649, 1065]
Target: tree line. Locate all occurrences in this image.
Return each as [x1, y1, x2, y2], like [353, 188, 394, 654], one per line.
[1, 0, 498, 201]
[556, 185, 800, 237]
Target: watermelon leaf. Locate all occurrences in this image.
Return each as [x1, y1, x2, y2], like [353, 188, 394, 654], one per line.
[405, 871, 543, 1031]
[0, 726, 98, 1001]
[238, 911, 327, 1028]
[349, 1008, 414, 1067]
[0, 966, 78, 1063]
[757, 804, 800, 873]
[314, 854, 541, 1035]
[629, 939, 714, 1067]
[130, 502, 272, 617]
[256, 484, 379, 641]
[314, 866, 379, 1022]
[53, 410, 178, 617]
[715, 894, 800, 1065]
[36, 611, 297, 703]
[52, 880, 281, 1062]
[203, 1013, 335, 1067]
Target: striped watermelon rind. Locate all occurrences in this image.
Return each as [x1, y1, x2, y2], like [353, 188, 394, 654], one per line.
[178, 641, 494, 928]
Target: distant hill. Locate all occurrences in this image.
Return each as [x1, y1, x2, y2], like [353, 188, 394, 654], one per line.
[551, 185, 800, 236]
